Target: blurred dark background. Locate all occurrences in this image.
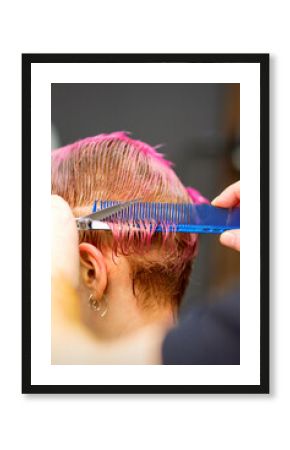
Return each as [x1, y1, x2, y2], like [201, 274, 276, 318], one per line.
[51, 83, 240, 310]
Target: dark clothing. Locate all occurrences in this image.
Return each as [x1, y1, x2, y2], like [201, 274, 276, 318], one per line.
[162, 296, 240, 365]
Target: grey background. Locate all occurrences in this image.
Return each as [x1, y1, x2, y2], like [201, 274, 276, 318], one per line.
[51, 83, 240, 309]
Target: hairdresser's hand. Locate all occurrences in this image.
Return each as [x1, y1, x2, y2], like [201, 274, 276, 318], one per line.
[212, 181, 240, 252]
[51, 195, 87, 364]
[51, 195, 80, 287]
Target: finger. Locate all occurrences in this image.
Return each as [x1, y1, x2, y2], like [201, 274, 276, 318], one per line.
[51, 195, 80, 287]
[219, 230, 240, 252]
[51, 195, 75, 223]
[212, 181, 240, 207]
[51, 195, 77, 239]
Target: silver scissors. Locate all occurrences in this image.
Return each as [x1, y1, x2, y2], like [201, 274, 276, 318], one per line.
[76, 199, 139, 231]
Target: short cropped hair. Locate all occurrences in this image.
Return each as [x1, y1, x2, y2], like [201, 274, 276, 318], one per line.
[52, 132, 206, 311]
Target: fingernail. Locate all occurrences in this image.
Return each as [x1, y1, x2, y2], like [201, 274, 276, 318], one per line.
[220, 231, 235, 246]
[211, 196, 220, 205]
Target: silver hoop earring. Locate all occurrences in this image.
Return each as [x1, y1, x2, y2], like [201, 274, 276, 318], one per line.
[88, 294, 108, 318]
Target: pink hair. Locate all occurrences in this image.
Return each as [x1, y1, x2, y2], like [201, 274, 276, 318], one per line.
[53, 131, 173, 169]
[186, 187, 209, 204]
[52, 132, 207, 308]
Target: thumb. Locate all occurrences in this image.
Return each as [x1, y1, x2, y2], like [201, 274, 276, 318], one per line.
[219, 230, 240, 252]
[51, 195, 80, 287]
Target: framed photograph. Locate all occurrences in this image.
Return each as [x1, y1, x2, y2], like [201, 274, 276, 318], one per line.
[22, 53, 269, 394]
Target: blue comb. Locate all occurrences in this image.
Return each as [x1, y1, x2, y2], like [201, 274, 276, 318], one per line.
[91, 200, 240, 234]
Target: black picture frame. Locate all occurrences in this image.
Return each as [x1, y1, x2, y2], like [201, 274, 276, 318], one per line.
[22, 53, 269, 394]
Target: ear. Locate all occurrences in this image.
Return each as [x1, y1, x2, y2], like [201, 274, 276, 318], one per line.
[79, 242, 108, 300]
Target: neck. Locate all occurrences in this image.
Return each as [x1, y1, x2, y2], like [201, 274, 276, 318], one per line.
[79, 286, 174, 341]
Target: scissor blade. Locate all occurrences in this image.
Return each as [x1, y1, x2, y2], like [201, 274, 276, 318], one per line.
[85, 199, 139, 221]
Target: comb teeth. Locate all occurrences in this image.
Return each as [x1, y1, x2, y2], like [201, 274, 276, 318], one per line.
[91, 199, 240, 234]
[93, 200, 196, 225]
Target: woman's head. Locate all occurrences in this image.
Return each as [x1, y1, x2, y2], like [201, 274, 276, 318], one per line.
[52, 132, 205, 316]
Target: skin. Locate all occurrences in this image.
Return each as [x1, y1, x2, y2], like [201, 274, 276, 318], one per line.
[51, 195, 170, 364]
[211, 181, 240, 252]
[78, 242, 173, 341]
[51, 195, 79, 287]
[51, 181, 240, 363]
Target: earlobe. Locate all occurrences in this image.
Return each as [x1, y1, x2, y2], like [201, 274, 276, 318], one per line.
[79, 242, 108, 300]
